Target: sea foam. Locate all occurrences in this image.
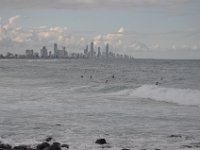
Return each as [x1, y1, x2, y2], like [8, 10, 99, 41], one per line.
[128, 85, 200, 106]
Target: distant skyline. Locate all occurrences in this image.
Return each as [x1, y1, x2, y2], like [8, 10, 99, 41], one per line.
[0, 0, 200, 59]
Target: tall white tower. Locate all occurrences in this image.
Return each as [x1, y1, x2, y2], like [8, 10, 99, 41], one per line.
[54, 43, 58, 58]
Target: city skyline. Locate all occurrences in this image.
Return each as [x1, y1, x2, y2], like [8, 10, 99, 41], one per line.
[0, 42, 133, 60]
[0, 0, 200, 59]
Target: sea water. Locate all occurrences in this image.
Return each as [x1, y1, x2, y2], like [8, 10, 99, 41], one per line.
[0, 59, 200, 150]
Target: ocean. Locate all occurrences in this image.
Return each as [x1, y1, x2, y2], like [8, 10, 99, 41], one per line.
[0, 59, 200, 150]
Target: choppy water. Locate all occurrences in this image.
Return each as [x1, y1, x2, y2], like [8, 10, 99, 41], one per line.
[0, 59, 200, 150]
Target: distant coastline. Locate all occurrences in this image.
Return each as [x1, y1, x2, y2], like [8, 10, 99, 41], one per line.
[0, 42, 133, 60]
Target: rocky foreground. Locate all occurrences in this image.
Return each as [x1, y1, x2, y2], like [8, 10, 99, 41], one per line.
[0, 137, 130, 150]
[0, 134, 200, 150]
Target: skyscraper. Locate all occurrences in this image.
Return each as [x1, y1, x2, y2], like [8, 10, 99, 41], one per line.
[49, 51, 52, 58]
[90, 42, 94, 52]
[106, 43, 109, 58]
[61, 46, 68, 58]
[84, 45, 88, 58]
[54, 43, 58, 58]
[40, 46, 48, 58]
[90, 42, 95, 58]
[97, 47, 101, 58]
[25, 49, 34, 58]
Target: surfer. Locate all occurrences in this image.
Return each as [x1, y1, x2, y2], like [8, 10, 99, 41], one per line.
[155, 81, 160, 85]
[112, 74, 115, 79]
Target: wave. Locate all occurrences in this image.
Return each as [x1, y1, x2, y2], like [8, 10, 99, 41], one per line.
[70, 83, 200, 106]
[127, 85, 200, 106]
[71, 83, 134, 94]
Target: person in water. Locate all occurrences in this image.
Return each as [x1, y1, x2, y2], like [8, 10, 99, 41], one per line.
[112, 75, 115, 79]
[105, 74, 115, 83]
[155, 77, 164, 85]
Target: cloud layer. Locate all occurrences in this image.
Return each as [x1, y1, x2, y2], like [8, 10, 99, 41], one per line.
[0, 16, 200, 59]
[0, 0, 197, 9]
[0, 16, 151, 54]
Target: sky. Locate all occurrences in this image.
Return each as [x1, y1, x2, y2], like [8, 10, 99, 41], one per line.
[0, 0, 200, 59]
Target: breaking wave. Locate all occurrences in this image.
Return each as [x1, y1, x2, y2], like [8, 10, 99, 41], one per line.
[128, 85, 200, 106]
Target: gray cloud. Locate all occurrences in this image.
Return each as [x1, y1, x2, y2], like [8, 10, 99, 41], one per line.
[0, 15, 200, 59]
[0, 16, 150, 55]
[0, 0, 198, 9]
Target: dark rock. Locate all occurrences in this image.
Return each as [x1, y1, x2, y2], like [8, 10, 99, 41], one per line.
[52, 143, 60, 146]
[0, 143, 12, 149]
[13, 145, 30, 150]
[121, 149, 130, 150]
[36, 142, 50, 150]
[168, 134, 182, 138]
[61, 144, 69, 149]
[49, 142, 61, 150]
[45, 136, 53, 142]
[181, 142, 200, 148]
[95, 139, 107, 145]
[181, 145, 193, 148]
[155, 149, 161, 150]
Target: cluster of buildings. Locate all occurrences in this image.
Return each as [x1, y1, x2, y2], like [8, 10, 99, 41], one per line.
[0, 42, 133, 60]
[83, 42, 113, 59]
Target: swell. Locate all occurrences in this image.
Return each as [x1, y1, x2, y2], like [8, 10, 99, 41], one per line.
[104, 84, 200, 106]
[127, 85, 200, 106]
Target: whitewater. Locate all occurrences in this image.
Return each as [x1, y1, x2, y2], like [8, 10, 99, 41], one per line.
[117, 84, 200, 106]
[0, 59, 200, 150]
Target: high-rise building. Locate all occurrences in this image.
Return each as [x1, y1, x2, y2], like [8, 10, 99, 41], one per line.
[49, 51, 53, 58]
[106, 43, 109, 58]
[84, 45, 88, 57]
[40, 46, 48, 58]
[33, 52, 39, 59]
[97, 47, 101, 58]
[53, 43, 68, 58]
[57, 50, 65, 58]
[90, 42, 95, 58]
[54, 43, 58, 58]
[60, 46, 68, 58]
[90, 42, 94, 51]
[25, 49, 34, 58]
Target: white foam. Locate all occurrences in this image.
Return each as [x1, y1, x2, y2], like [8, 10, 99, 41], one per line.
[128, 85, 200, 106]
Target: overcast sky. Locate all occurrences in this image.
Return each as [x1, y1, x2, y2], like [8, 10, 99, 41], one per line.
[0, 0, 200, 59]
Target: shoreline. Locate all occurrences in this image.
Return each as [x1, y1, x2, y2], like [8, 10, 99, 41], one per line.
[1, 135, 200, 150]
